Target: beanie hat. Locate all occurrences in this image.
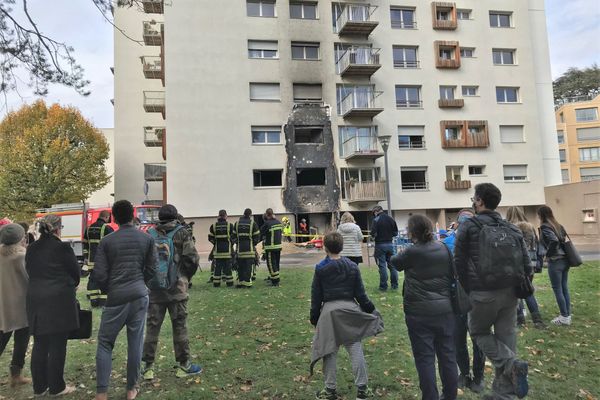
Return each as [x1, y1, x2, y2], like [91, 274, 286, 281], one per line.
[158, 204, 178, 221]
[0, 223, 25, 245]
[0, 218, 12, 228]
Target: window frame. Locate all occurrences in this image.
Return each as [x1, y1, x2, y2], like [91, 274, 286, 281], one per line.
[400, 167, 429, 191]
[247, 0, 277, 18]
[575, 107, 599, 122]
[496, 87, 520, 103]
[489, 11, 512, 28]
[439, 85, 456, 100]
[392, 45, 419, 68]
[457, 9, 471, 20]
[492, 49, 516, 65]
[251, 126, 282, 145]
[248, 40, 279, 59]
[503, 164, 528, 182]
[249, 82, 281, 102]
[579, 147, 600, 162]
[395, 85, 422, 108]
[289, 1, 318, 20]
[559, 149, 567, 163]
[462, 86, 479, 97]
[291, 41, 320, 60]
[460, 47, 475, 58]
[253, 169, 283, 188]
[390, 6, 416, 29]
[468, 165, 486, 176]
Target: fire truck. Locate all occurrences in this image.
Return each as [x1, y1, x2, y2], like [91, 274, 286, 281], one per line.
[35, 203, 160, 264]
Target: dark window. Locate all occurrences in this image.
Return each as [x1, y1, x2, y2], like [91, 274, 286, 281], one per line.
[296, 168, 326, 186]
[295, 127, 324, 143]
[400, 168, 428, 190]
[398, 135, 425, 149]
[253, 170, 282, 187]
[468, 165, 485, 175]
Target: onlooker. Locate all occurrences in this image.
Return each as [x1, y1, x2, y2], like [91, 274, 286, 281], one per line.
[370, 205, 399, 291]
[92, 200, 158, 400]
[537, 205, 572, 326]
[143, 204, 201, 380]
[506, 206, 546, 329]
[310, 232, 381, 400]
[26, 215, 79, 396]
[17, 222, 35, 245]
[444, 209, 486, 393]
[0, 224, 31, 387]
[337, 212, 364, 265]
[391, 215, 458, 400]
[454, 183, 531, 399]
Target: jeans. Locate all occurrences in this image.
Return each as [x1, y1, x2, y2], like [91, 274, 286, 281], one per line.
[0, 327, 30, 374]
[31, 332, 69, 395]
[374, 243, 397, 290]
[454, 314, 485, 382]
[96, 295, 149, 394]
[548, 258, 571, 317]
[406, 313, 458, 400]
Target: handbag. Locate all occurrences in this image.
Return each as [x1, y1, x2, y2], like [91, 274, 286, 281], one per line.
[515, 274, 535, 299]
[562, 232, 583, 267]
[68, 303, 93, 340]
[443, 244, 472, 315]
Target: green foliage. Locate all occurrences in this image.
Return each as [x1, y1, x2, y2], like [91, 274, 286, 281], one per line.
[0, 100, 110, 220]
[553, 64, 600, 101]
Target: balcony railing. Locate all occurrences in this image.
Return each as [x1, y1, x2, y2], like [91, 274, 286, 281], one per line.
[143, 126, 165, 147]
[445, 180, 472, 190]
[143, 21, 163, 46]
[341, 135, 383, 160]
[396, 99, 423, 108]
[431, 2, 457, 30]
[399, 139, 426, 149]
[337, 47, 381, 77]
[144, 163, 166, 182]
[433, 18, 457, 30]
[441, 120, 490, 148]
[143, 91, 165, 117]
[335, 4, 379, 36]
[394, 60, 420, 68]
[345, 181, 386, 204]
[438, 98, 464, 108]
[141, 0, 164, 14]
[391, 20, 417, 29]
[340, 90, 384, 118]
[142, 56, 162, 79]
[402, 182, 429, 190]
[436, 57, 460, 69]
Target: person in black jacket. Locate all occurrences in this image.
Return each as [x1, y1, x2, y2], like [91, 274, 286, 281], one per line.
[260, 208, 283, 286]
[26, 215, 80, 396]
[370, 205, 399, 291]
[208, 210, 235, 287]
[390, 214, 457, 400]
[92, 200, 157, 400]
[234, 208, 260, 288]
[84, 210, 114, 307]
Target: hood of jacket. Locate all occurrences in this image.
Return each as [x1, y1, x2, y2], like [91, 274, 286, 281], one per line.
[156, 219, 179, 233]
[338, 222, 358, 234]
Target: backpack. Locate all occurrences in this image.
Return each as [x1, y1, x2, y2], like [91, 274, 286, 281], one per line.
[148, 225, 184, 290]
[471, 217, 524, 289]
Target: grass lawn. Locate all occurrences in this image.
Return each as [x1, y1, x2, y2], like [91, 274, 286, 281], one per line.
[1, 261, 598, 400]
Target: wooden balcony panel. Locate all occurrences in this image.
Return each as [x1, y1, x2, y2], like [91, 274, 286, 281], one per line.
[345, 181, 386, 204]
[438, 98, 464, 108]
[445, 180, 472, 190]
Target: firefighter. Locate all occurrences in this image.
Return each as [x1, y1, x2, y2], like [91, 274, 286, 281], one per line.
[208, 210, 235, 287]
[299, 218, 309, 242]
[83, 210, 114, 307]
[260, 208, 283, 286]
[234, 208, 260, 288]
[282, 216, 292, 242]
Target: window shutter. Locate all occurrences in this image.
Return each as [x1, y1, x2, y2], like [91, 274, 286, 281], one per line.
[248, 40, 278, 51]
[250, 83, 280, 100]
[576, 127, 600, 141]
[500, 125, 524, 143]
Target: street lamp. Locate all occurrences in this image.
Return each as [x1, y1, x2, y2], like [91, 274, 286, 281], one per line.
[377, 134, 392, 214]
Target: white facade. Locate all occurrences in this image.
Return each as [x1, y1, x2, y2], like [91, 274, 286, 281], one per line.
[87, 128, 115, 206]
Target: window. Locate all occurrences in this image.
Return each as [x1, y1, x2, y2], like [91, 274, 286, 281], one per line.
[251, 126, 281, 144]
[247, 0, 276, 17]
[468, 165, 485, 176]
[296, 168, 326, 186]
[575, 107, 598, 122]
[249, 83, 280, 101]
[496, 87, 519, 103]
[295, 126, 324, 144]
[439, 86, 455, 100]
[439, 48, 454, 60]
[500, 125, 524, 143]
[390, 7, 415, 28]
[291, 42, 320, 60]
[445, 127, 460, 140]
[253, 170, 282, 187]
[489, 12, 512, 27]
[460, 47, 475, 58]
[580, 167, 600, 181]
[395, 85, 422, 108]
[559, 149, 566, 162]
[393, 46, 418, 68]
[248, 40, 278, 59]
[398, 126, 425, 149]
[493, 49, 515, 65]
[462, 86, 478, 96]
[401, 167, 428, 190]
[561, 169, 570, 183]
[557, 130, 565, 144]
[336, 85, 379, 115]
[339, 126, 378, 156]
[446, 166, 463, 181]
[579, 147, 600, 162]
[340, 168, 380, 198]
[457, 9, 471, 20]
[437, 9, 450, 20]
[503, 165, 527, 182]
[290, 2, 317, 19]
[293, 84, 322, 102]
[576, 127, 600, 141]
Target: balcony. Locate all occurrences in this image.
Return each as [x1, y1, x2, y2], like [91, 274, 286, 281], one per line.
[438, 98, 464, 108]
[402, 182, 429, 190]
[345, 181, 386, 204]
[445, 180, 472, 190]
[342, 135, 383, 161]
[143, 21, 163, 46]
[435, 41, 461, 69]
[337, 47, 381, 77]
[141, 56, 162, 79]
[336, 4, 379, 36]
[143, 126, 165, 147]
[431, 2, 457, 30]
[143, 91, 165, 118]
[144, 163, 166, 182]
[396, 99, 423, 108]
[340, 90, 383, 118]
[142, 0, 163, 14]
[441, 120, 490, 148]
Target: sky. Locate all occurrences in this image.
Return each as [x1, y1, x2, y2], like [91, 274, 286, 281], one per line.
[3, 0, 600, 129]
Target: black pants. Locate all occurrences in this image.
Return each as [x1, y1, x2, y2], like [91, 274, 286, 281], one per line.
[31, 333, 68, 395]
[213, 259, 233, 287]
[265, 250, 281, 285]
[237, 258, 253, 287]
[454, 313, 485, 382]
[87, 274, 107, 308]
[0, 327, 30, 374]
[406, 313, 458, 400]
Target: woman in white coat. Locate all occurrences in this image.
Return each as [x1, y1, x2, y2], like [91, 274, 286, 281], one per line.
[337, 212, 364, 265]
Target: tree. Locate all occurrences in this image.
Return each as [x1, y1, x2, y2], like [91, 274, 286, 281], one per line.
[553, 64, 600, 101]
[0, 100, 110, 220]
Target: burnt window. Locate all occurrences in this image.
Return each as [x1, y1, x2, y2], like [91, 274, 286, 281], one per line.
[295, 126, 324, 144]
[296, 168, 326, 186]
[253, 170, 283, 187]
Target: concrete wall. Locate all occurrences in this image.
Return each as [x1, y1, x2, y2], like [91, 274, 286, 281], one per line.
[87, 128, 115, 206]
[545, 180, 600, 235]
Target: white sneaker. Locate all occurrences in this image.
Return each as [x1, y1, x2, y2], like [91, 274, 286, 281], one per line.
[551, 315, 571, 326]
[563, 315, 572, 325]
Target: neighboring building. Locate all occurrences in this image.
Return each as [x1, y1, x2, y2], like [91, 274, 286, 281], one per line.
[114, 0, 560, 249]
[87, 128, 115, 206]
[555, 94, 600, 184]
[545, 180, 600, 235]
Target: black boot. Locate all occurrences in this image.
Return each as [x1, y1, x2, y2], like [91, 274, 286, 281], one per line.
[531, 312, 546, 329]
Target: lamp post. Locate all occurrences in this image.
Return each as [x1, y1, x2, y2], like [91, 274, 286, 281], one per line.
[377, 134, 392, 214]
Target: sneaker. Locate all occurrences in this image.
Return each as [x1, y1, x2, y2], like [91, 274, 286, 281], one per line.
[49, 385, 76, 396]
[551, 315, 571, 326]
[357, 385, 374, 399]
[175, 363, 203, 378]
[142, 367, 155, 381]
[564, 315, 572, 325]
[315, 387, 337, 400]
[510, 359, 529, 399]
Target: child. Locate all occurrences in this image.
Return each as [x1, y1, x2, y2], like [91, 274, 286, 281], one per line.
[310, 232, 383, 400]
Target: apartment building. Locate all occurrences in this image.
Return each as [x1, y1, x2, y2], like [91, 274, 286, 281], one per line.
[113, 0, 560, 246]
[555, 94, 600, 183]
